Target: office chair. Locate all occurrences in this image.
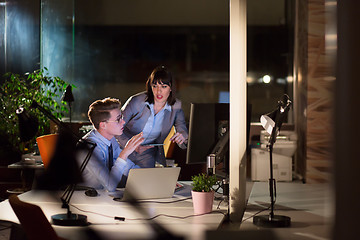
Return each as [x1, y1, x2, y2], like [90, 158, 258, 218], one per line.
[36, 133, 58, 168]
[8, 194, 67, 240]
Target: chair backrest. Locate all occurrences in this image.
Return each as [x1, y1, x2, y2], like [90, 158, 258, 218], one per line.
[36, 134, 58, 168]
[8, 194, 61, 240]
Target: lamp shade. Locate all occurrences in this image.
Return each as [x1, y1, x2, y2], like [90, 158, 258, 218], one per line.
[36, 134, 59, 168]
[279, 94, 291, 111]
[16, 107, 39, 142]
[61, 85, 74, 103]
[260, 109, 277, 135]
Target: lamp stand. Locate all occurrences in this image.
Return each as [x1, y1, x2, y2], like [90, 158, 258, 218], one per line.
[52, 213, 87, 226]
[69, 102, 72, 123]
[51, 185, 88, 226]
[253, 99, 291, 228]
[51, 141, 96, 226]
[253, 144, 291, 227]
[28, 101, 96, 226]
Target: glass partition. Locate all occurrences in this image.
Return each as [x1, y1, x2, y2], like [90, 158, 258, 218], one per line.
[40, 0, 294, 123]
[41, 0, 229, 122]
[0, 0, 40, 79]
[247, 0, 295, 122]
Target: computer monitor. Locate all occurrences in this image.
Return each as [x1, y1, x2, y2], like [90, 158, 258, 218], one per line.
[186, 103, 251, 173]
[186, 103, 230, 176]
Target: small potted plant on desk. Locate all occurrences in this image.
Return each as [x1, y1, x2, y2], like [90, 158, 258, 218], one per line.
[191, 173, 217, 214]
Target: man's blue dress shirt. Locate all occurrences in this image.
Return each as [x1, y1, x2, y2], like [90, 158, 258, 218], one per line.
[78, 129, 139, 192]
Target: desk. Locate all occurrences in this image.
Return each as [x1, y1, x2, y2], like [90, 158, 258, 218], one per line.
[0, 182, 227, 240]
[239, 182, 332, 240]
[7, 155, 44, 194]
[8, 161, 44, 169]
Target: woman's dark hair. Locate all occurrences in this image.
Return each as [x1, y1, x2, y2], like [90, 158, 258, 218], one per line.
[145, 65, 176, 105]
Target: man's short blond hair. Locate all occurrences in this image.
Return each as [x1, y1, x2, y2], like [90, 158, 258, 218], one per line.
[88, 97, 121, 129]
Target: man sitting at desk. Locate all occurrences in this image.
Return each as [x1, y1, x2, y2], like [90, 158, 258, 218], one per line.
[78, 97, 143, 191]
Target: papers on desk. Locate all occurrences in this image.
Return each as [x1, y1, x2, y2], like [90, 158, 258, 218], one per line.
[8, 161, 44, 169]
[22, 153, 42, 162]
[175, 182, 185, 192]
[7, 153, 45, 168]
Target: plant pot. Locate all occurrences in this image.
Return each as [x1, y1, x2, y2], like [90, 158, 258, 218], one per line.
[191, 190, 215, 214]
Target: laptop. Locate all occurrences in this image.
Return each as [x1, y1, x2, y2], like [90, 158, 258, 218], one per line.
[113, 167, 181, 201]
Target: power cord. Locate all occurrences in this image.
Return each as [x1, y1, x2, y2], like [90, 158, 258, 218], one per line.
[240, 206, 271, 224]
[69, 204, 120, 220]
[69, 203, 226, 222]
[115, 197, 192, 204]
[126, 210, 227, 221]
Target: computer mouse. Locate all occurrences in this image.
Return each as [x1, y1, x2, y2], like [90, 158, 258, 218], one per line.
[85, 188, 98, 197]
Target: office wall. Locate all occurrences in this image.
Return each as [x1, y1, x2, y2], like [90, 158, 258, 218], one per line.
[0, 0, 40, 81]
[75, 0, 285, 27]
[294, 0, 335, 183]
[0, 4, 4, 78]
[305, 0, 335, 183]
[75, 0, 228, 26]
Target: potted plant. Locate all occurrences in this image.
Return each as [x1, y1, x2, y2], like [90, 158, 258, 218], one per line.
[0, 67, 72, 164]
[191, 173, 217, 214]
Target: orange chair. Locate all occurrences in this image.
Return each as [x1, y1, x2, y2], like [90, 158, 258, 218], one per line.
[8, 194, 67, 240]
[36, 134, 58, 168]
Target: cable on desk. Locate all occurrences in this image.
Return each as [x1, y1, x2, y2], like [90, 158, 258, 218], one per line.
[132, 197, 192, 204]
[126, 210, 227, 221]
[69, 204, 125, 221]
[216, 198, 225, 209]
[240, 206, 270, 224]
[133, 196, 228, 213]
[70, 203, 226, 223]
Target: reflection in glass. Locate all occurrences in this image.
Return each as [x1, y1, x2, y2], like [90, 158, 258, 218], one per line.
[40, 0, 293, 123]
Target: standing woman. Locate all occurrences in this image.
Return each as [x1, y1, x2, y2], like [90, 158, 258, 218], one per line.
[116, 66, 188, 168]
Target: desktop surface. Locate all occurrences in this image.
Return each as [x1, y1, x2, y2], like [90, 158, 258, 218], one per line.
[0, 182, 227, 240]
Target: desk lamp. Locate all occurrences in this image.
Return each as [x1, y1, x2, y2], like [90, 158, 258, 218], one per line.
[16, 101, 96, 226]
[253, 94, 292, 227]
[61, 85, 75, 123]
[16, 107, 39, 142]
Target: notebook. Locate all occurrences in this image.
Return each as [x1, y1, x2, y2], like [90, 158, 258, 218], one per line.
[113, 167, 181, 201]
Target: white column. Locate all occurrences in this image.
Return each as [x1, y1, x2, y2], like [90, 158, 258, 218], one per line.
[229, 0, 247, 222]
